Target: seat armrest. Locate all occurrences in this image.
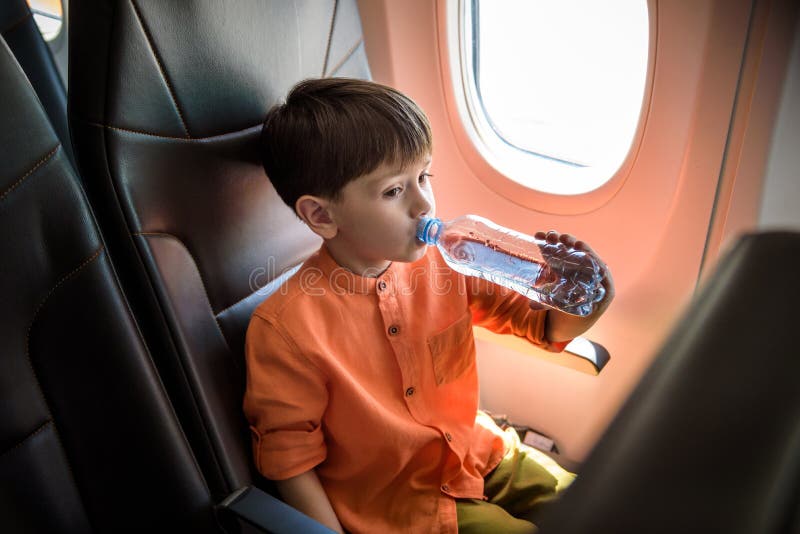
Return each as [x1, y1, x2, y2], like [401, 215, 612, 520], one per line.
[217, 486, 336, 534]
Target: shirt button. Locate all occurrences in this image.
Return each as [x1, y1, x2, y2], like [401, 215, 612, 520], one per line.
[388, 325, 400, 336]
[441, 484, 450, 492]
[405, 386, 415, 397]
[444, 432, 453, 442]
[377, 280, 387, 291]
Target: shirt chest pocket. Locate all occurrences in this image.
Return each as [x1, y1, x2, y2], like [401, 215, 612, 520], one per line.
[428, 311, 476, 386]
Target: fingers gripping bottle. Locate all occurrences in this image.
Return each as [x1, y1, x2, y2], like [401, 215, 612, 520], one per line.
[416, 215, 606, 316]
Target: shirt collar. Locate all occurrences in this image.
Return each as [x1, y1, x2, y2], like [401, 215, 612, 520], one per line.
[316, 244, 394, 295]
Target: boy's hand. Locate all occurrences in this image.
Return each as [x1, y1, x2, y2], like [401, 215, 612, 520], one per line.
[530, 231, 615, 342]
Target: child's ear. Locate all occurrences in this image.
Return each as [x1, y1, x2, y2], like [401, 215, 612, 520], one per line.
[295, 195, 338, 239]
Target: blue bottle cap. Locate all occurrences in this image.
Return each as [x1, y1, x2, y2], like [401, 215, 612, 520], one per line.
[416, 217, 442, 245]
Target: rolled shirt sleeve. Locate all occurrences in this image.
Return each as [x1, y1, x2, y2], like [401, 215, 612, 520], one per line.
[466, 276, 570, 352]
[243, 313, 328, 480]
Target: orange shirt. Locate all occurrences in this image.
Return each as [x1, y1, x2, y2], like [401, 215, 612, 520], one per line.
[244, 245, 567, 533]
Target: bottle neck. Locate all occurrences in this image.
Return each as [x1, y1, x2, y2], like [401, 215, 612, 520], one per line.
[416, 217, 443, 245]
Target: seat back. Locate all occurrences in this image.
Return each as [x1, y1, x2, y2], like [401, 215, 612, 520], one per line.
[68, 0, 371, 498]
[0, 0, 74, 166]
[0, 36, 217, 532]
[539, 231, 800, 533]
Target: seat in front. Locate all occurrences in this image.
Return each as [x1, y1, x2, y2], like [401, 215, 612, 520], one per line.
[0, 35, 216, 532]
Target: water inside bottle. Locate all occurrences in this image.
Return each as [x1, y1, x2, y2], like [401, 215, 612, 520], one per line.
[440, 235, 604, 316]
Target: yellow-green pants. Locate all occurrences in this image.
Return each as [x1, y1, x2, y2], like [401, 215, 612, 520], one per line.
[456, 427, 575, 533]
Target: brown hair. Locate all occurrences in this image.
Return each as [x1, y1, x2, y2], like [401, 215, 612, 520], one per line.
[260, 78, 432, 209]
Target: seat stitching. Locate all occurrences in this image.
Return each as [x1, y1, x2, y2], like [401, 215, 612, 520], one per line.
[326, 37, 364, 77]
[133, 231, 231, 350]
[26, 247, 104, 364]
[322, 0, 338, 76]
[0, 419, 53, 458]
[0, 145, 60, 202]
[0, 10, 32, 36]
[128, 0, 191, 139]
[20, 245, 211, 496]
[86, 121, 262, 142]
[24, 246, 104, 497]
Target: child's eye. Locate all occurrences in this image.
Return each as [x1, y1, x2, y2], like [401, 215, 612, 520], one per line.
[383, 187, 402, 198]
[418, 172, 433, 185]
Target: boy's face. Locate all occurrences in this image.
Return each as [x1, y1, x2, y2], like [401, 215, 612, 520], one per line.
[324, 155, 435, 276]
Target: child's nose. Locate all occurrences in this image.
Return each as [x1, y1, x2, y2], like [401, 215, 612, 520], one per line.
[412, 190, 433, 218]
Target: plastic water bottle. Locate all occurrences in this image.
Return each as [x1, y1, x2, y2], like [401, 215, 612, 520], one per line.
[416, 215, 606, 316]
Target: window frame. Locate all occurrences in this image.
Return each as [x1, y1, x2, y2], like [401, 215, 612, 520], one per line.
[28, 0, 66, 45]
[440, 0, 658, 214]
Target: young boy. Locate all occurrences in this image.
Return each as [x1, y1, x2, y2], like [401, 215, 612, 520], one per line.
[244, 78, 614, 534]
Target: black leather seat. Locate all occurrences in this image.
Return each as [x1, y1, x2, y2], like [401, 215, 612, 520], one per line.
[68, 0, 371, 513]
[0, 0, 74, 167]
[539, 231, 800, 534]
[0, 36, 218, 532]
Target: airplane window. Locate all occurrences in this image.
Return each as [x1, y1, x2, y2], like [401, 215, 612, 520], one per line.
[458, 0, 650, 195]
[27, 0, 63, 42]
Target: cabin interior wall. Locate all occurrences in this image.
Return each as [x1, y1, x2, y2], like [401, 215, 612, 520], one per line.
[355, 0, 796, 464]
[701, 0, 799, 281]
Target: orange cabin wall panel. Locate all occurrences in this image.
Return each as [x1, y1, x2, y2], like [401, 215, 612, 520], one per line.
[357, 0, 785, 463]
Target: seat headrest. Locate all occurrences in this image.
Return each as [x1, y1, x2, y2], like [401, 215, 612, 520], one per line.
[70, 0, 371, 138]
